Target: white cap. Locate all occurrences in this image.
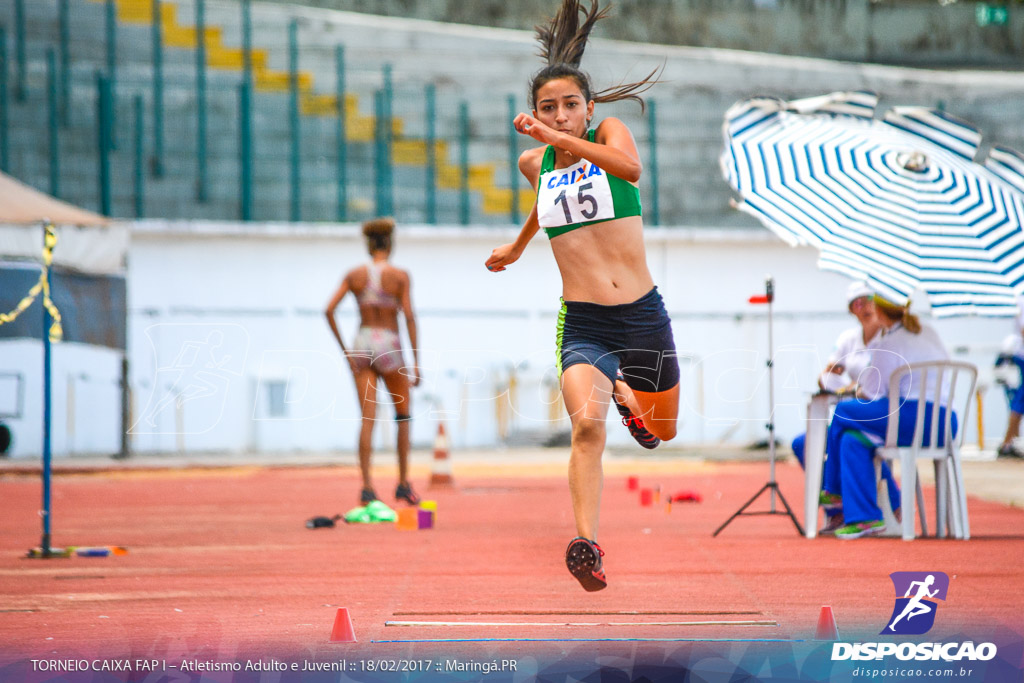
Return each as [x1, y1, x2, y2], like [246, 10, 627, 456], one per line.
[846, 280, 874, 304]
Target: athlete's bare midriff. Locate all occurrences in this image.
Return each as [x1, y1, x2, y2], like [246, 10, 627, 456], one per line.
[550, 214, 654, 304]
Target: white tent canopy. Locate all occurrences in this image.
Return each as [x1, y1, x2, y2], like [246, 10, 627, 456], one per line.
[0, 171, 127, 275]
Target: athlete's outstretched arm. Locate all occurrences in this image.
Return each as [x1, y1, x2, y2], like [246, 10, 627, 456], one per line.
[486, 204, 540, 272]
[513, 114, 641, 182]
[486, 150, 543, 272]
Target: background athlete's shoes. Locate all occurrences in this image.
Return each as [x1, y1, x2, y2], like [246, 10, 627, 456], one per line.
[565, 537, 607, 592]
[395, 482, 421, 506]
[359, 488, 378, 505]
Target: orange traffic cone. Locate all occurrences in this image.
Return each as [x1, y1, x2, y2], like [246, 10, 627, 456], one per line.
[814, 605, 839, 640]
[428, 422, 454, 488]
[330, 607, 357, 642]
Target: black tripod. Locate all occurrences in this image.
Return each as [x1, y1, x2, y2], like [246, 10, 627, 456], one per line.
[713, 277, 804, 537]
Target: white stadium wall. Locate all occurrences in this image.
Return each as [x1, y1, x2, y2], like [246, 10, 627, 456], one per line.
[115, 221, 1008, 457]
[2, 220, 1009, 459]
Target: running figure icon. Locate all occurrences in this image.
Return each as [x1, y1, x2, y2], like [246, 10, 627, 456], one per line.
[887, 574, 939, 632]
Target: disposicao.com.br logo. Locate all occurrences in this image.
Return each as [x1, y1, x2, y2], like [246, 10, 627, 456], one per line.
[831, 571, 998, 663]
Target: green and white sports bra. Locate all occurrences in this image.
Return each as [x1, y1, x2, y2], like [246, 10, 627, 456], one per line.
[536, 129, 642, 239]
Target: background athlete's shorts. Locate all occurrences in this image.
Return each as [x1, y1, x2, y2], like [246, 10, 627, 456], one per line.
[350, 326, 405, 375]
[556, 286, 680, 393]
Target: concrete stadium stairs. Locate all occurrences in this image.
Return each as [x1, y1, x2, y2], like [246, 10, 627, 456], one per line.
[4, 0, 1024, 225]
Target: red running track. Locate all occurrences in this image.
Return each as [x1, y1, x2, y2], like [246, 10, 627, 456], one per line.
[1, 459, 1022, 672]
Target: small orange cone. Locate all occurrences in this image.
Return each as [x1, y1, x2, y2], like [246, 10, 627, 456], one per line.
[330, 607, 357, 642]
[814, 605, 839, 640]
[428, 422, 454, 488]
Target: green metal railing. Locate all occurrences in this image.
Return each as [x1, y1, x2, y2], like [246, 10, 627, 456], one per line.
[507, 94, 519, 225]
[425, 83, 437, 224]
[151, 0, 164, 176]
[134, 94, 145, 217]
[3, 2, 680, 226]
[335, 45, 347, 222]
[241, 0, 252, 83]
[195, 0, 208, 202]
[288, 19, 300, 222]
[46, 49, 59, 198]
[58, 0, 70, 126]
[240, 0, 253, 221]
[459, 100, 469, 225]
[381, 64, 393, 217]
[96, 72, 112, 216]
[104, 0, 116, 146]
[648, 98, 659, 226]
[373, 89, 388, 216]
[14, 0, 25, 102]
[0, 27, 9, 173]
[239, 79, 253, 221]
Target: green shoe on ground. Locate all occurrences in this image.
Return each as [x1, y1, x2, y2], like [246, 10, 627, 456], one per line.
[835, 520, 885, 539]
[365, 500, 397, 523]
[343, 506, 372, 524]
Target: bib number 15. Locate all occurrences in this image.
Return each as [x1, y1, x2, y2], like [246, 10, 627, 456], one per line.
[554, 182, 598, 224]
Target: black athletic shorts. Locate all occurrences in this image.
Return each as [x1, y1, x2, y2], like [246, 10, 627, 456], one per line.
[556, 286, 680, 393]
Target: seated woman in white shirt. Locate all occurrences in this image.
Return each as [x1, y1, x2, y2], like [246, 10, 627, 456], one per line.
[793, 281, 881, 468]
[791, 282, 897, 533]
[819, 295, 955, 539]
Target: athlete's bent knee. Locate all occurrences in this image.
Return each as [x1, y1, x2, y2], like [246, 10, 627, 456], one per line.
[572, 417, 606, 445]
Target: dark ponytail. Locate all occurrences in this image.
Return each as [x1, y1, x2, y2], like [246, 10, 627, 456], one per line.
[529, 0, 660, 112]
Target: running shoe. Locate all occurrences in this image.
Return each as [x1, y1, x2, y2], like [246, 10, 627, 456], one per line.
[395, 482, 421, 506]
[818, 491, 843, 515]
[835, 520, 885, 540]
[359, 488, 378, 505]
[564, 537, 607, 592]
[819, 512, 844, 535]
[612, 373, 660, 450]
[998, 444, 1024, 459]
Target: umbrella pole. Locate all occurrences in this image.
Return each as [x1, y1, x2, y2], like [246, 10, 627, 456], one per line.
[713, 277, 804, 537]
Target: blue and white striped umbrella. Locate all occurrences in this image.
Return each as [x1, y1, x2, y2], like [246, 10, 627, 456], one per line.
[720, 91, 1024, 317]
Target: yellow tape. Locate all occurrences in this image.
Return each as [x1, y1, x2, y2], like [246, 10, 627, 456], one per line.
[0, 223, 63, 342]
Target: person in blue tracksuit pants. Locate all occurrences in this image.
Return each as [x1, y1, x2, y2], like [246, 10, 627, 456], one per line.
[995, 296, 1024, 459]
[820, 295, 955, 539]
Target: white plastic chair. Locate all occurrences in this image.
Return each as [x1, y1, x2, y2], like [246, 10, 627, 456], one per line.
[873, 361, 978, 541]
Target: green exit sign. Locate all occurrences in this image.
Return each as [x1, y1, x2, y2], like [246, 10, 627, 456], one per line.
[976, 4, 1009, 27]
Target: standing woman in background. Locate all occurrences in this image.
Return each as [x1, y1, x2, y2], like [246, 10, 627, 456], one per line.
[326, 218, 422, 507]
[486, 0, 678, 592]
